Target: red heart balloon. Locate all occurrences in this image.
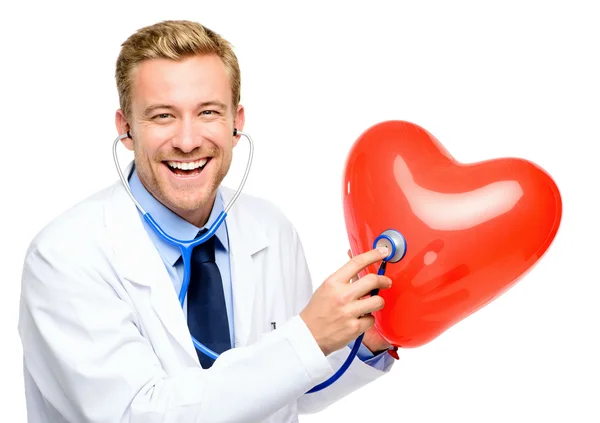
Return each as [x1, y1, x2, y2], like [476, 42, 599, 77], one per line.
[343, 121, 562, 348]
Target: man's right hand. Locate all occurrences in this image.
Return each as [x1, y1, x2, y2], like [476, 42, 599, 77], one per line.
[299, 247, 392, 356]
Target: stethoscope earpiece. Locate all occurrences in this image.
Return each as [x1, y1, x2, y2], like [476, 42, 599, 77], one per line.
[127, 130, 132, 139]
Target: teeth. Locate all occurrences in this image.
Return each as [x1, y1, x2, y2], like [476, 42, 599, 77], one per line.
[167, 158, 208, 170]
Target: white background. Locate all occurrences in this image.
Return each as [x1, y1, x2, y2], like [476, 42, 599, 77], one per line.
[1, 1, 599, 421]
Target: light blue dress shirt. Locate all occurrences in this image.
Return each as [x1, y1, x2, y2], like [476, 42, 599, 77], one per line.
[129, 167, 391, 369]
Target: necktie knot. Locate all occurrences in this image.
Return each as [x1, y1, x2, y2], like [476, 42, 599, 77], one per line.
[192, 230, 216, 264]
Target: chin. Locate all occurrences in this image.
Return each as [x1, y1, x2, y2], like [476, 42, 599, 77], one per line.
[168, 192, 216, 214]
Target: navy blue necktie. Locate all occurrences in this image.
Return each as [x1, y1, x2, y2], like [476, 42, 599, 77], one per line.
[187, 230, 231, 368]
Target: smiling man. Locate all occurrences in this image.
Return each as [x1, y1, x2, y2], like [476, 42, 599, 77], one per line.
[18, 20, 396, 423]
[118, 53, 239, 228]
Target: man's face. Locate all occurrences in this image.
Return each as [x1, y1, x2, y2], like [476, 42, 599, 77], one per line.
[117, 54, 244, 226]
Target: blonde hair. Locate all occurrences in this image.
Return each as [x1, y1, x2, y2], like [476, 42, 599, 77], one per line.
[115, 20, 241, 120]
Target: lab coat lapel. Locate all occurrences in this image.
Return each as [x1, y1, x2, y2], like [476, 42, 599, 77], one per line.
[220, 187, 269, 347]
[104, 173, 198, 364]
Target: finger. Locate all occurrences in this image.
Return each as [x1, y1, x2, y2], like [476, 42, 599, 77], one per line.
[330, 247, 389, 285]
[356, 314, 376, 334]
[347, 250, 359, 283]
[348, 294, 385, 317]
[348, 273, 392, 300]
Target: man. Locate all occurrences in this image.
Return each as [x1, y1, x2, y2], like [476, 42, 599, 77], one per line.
[18, 20, 396, 422]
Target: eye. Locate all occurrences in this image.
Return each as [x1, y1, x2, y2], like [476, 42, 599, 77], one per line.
[200, 110, 218, 116]
[153, 113, 173, 120]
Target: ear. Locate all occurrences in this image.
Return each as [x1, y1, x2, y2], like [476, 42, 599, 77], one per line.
[115, 109, 133, 151]
[232, 104, 245, 147]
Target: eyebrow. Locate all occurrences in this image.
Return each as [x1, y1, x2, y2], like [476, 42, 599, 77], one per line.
[142, 101, 228, 117]
[142, 104, 174, 117]
[198, 101, 228, 111]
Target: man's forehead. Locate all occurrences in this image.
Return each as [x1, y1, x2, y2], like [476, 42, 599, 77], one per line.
[132, 55, 227, 86]
[129, 55, 233, 110]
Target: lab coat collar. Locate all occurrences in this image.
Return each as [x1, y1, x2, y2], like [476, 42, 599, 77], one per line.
[218, 184, 270, 347]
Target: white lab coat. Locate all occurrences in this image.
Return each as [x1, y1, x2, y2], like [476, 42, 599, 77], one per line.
[18, 170, 393, 423]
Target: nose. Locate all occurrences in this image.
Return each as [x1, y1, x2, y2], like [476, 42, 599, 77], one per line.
[170, 119, 204, 153]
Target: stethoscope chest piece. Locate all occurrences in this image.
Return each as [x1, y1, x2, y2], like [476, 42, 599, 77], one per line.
[373, 229, 407, 263]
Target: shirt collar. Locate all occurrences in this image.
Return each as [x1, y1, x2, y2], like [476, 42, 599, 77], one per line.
[129, 166, 229, 267]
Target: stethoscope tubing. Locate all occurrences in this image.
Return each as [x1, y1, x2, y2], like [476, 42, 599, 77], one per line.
[113, 130, 253, 359]
[112, 129, 381, 393]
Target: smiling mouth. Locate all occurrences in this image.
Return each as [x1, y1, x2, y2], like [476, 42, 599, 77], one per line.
[165, 158, 211, 176]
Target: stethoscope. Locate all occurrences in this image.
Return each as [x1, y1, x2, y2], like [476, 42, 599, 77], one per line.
[112, 128, 251, 362]
[112, 129, 408, 393]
